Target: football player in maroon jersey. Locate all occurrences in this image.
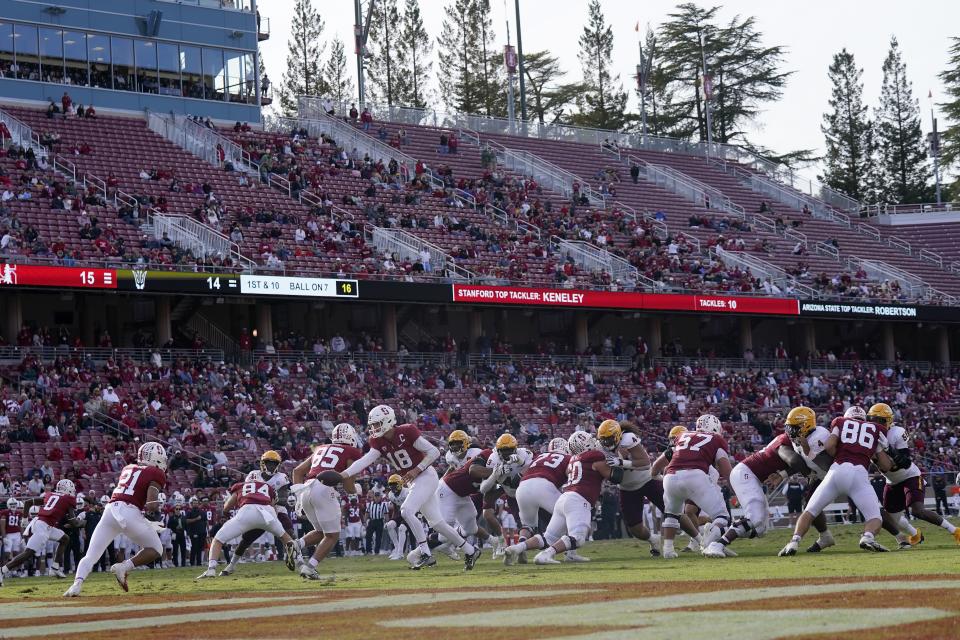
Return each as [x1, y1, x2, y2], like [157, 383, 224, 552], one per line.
[64, 443, 168, 596]
[0, 479, 79, 585]
[779, 408, 895, 556]
[504, 431, 625, 565]
[196, 478, 301, 579]
[342, 405, 481, 570]
[660, 415, 733, 559]
[1, 498, 24, 564]
[289, 423, 363, 579]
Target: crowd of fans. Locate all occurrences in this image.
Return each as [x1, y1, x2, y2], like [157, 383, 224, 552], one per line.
[2, 330, 958, 503]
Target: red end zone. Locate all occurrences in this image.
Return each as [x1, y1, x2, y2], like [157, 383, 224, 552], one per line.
[451, 284, 800, 316]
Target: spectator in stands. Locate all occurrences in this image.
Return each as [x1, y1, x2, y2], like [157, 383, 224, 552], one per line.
[360, 108, 373, 131]
[61, 92, 72, 117]
[448, 132, 458, 155]
[439, 132, 449, 154]
[349, 103, 359, 122]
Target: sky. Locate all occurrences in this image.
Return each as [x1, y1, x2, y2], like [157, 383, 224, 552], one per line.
[258, 0, 960, 166]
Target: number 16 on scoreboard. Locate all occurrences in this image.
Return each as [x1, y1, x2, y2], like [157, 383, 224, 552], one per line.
[335, 280, 359, 297]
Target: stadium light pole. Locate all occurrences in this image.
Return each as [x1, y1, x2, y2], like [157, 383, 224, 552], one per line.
[929, 92, 943, 205]
[514, 0, 527, 122]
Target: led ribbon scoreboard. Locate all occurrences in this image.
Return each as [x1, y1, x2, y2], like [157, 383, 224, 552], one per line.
[0, 263, 951, 322]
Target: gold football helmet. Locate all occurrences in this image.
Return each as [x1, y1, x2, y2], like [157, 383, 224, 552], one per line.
[259, 450, 282, 478]
[668, 425, 687, 445]
[387, 474, 404, 492]
[495, 433, 518, 460]
[447, 429, 472, 454]
[784, 406, 816, 440]
[867, 403, 894, 427]
[597, 420, 623, 450]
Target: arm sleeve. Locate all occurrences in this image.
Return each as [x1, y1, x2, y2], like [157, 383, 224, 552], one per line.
[343, 449, 381, 478]
[413, 437, 439, 469]
[479, 472, 499, 495]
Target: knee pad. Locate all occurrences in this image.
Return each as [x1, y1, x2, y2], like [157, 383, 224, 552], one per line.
[563, 527, 588, 548]
[713, 516, 729, 531]
[732, 517, 756, 539]
[400, 506, 417, 522]
[543, 530, 561, 546]
[385, 521, 397, 531]
[662, 514, 681, 530]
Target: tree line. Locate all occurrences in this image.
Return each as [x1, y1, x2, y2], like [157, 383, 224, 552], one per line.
[276, 0, 960, 203]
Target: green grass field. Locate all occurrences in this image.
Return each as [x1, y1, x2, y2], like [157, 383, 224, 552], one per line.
[3, 524, 960, 639]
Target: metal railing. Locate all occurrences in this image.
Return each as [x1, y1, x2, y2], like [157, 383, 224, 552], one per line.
[486, 203, 543, 239]
[248, 349, 634, 370]
[0, 107, 48, 159]
[368, 226, 475, 281]
[629, 155, 743, 218]
[712, 247, 818, 298]
[0, 346, 224, 363]
[184, 313, 239, 359]
[815, 241, 839, 259]
[148, 112, 258, 174]
[310, 96, 860, 213]
[549, 235, 655, 289]
[652, 356, 941, 373]
[149, 211, 256, 269]
[487, 139, 604, 207]
[846, 257, 953, 304]
[289, 102, 415, 180]
[862, 201, 960, 217]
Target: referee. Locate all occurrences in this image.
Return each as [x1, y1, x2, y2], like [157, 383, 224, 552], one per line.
[365, 494, 388, 555]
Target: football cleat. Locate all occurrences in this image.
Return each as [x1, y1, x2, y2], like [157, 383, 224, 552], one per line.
[778, 540, 799, 557]
[388, 551, 403, 561]
[503, 546, 519, 566]
[898, 540, 913, 550]
[284, 541, 299, 571]
[703, 541, 727, 559]
[410, 553, 437, 570]
[463, 547, 481, 571]
[49, 566, 67, 579]
[518, 550, 528, 564]
[299, 564, 322, 580]
[662, 549, 678, 560]
[219, 561, 237, 576]
[110, 563, 130, 592]
[807, 531, 835, 553]
[859, 536, 889, 553]
[909, 530, 925, 546]
[723, 546, 738, 557]
[196, 568, 218, 579]
[441, 544, 461, 561]
[564, 550, 590, 562]
[647, 533, 661, 556]
[533, 550, 560, 565]
[63, 581, 82, 597]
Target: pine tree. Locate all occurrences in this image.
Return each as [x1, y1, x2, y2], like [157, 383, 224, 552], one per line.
[324, 38, 355, 106]
[521, 50, 585, 125]
[278, 0, 326, 116]
[655, 4, 789, 144]
[821, 49, 874, 203]
[396, 0, 433, 108]
[939, 37, 960, 173]
[570, 0, 627, 130]
[438, 0, 481, 113]
[875, 37, 932, 204]
[366, 0, 401, 105]
[437, 0, 506, 116]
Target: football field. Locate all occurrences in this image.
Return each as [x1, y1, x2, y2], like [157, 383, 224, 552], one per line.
[2, 524, 959, 640]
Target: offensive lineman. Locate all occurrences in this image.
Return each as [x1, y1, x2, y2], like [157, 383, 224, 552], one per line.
[779, 407, 894, 555]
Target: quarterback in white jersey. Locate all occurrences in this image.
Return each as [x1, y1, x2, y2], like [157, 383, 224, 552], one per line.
[220, 451, 295, 576]
[871, 403, 960, 546]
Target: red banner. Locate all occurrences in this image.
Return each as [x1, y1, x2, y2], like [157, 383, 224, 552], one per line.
[0, 264, 117, 289]
[451, 284, 799, 316]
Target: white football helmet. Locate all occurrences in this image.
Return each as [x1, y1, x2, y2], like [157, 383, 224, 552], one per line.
[367, 405, 397, 438]
[547, 437, 570, 454]
[138, 442, 168, 471]
[99, 495, 110, 506]
[695, 414, 723, 435]
[174, 496, 185, 508]
[843, 406, 867, 420]
[332, 423, 359, 446]
[56, 479, 76, 497]
[76, 496, 86, 509]
[6, 497, 18, 510]
[29, 505, 39, 518]
[567, 431, 597, 455]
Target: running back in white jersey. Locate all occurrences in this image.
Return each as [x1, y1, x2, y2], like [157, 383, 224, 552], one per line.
[883, 425, 921, 484]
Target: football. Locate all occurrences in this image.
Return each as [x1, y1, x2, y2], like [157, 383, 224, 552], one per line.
[319, 470, 343, 486]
